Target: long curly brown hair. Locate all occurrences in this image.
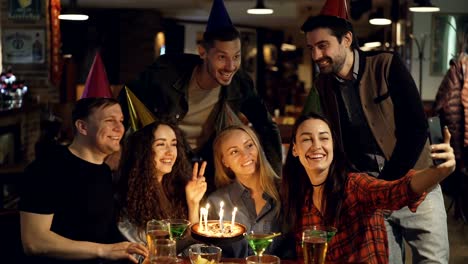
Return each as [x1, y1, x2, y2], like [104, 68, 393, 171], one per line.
[117, 121, 192, 233]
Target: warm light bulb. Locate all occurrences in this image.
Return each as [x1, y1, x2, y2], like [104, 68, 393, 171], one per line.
[409, 6, 440, 12]
[369, 18, 392, 25]
[58, 14, 89, 20]
[364, 41, 382, 48]
[247, 8, 274, 15]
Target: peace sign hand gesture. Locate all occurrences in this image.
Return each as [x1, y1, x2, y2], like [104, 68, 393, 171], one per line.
[185, 161, 208, 205]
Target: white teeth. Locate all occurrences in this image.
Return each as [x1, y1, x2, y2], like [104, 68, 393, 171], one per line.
[161, 159, 172, 163]
[308, 154, 325, 159]
[242, 160, 253, 166]
[111, 137, 120, 140]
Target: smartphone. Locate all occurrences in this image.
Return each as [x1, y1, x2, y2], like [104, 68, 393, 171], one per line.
[428, 116, 444, 165]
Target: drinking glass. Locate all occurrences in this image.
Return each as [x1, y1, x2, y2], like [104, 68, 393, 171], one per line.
[245, 231, 280, 256]
[146, 219, 171, 255]
[149, 239, 177, 264]
[246, 254, 280, 264]
[165, 219, 191, 240]
[302, 229, 328, 264]
[188, 244, 222, 264]
[164, 219, 191, 263]
[307, 225, 337, 243]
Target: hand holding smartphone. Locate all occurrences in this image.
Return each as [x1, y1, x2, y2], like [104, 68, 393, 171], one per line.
[428, 116, 444, 165]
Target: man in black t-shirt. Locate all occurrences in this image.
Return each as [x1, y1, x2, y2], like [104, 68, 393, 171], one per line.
[19, 98, 148, 264]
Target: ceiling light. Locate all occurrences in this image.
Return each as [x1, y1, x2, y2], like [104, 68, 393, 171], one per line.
[364, 41, 382, 48]
[361, 41, 382, 51]
[369, 8, 391, 25]
[59, 0, 89, 21]
[281, 43, 296, 51]
[409, 0, 440, 12]
[247, 0, 274, 15]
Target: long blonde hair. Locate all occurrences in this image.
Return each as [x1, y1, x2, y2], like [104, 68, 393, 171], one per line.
[213, 125, 281, 216]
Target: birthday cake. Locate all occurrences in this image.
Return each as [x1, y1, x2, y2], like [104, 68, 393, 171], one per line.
[191, 220, 246, 239]
[191, 220, 247, 242]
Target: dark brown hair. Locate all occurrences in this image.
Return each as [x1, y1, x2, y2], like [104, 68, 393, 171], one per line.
[282, 112, 350, 230]
[301, 15, 359, 49]
[201, 26, 241, 51]
[117, 120, 192, 232]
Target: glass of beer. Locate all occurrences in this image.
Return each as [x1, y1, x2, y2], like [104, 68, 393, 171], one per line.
[308, 225, 337, 242]
[188, 244, 222, 264]
[246, 254, 280, 264]
[146, 219, 171, 258]
[150, 239, 177, 264]
[302, 229, 328, 264]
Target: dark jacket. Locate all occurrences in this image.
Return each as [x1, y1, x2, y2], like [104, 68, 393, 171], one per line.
[303, 50, 432, 180]
[434, 59, 464, 161]
[119, 53, 282, 189]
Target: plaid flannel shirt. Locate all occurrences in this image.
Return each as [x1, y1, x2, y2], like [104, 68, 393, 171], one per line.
[295, 171, 426, 264]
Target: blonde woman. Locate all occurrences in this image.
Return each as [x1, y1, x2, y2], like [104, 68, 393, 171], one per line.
[207, 125, 285, 257]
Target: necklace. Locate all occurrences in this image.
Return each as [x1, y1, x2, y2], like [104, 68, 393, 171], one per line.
[311, 180, 326, 187]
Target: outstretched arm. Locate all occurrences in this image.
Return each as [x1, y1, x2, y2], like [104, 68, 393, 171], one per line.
[20, 212, 148, 263]
[410, 127, 456, 194]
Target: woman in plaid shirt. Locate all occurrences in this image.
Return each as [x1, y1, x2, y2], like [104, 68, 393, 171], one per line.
[281, 112, 455, 264]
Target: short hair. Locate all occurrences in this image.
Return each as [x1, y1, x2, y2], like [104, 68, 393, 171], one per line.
[301, 15, 359, 49]
[71, 97, 119, 133]
[201, 26, 241, 50]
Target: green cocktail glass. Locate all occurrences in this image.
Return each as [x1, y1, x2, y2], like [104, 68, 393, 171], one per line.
[245, 232, 281, 256]
[308, 225, 337, 242]
[165, 219, 191, 240]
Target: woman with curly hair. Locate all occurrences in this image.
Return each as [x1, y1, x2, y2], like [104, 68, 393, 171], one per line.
[116, 120, 207, 244]
[207, 125, 286, 258]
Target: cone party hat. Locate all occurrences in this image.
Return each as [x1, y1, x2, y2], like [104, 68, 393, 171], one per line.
[206, 0, 234, 33]
[81, 52, 113, 98]
[124, 86, 156, 132]
[320, 0, 349, 20]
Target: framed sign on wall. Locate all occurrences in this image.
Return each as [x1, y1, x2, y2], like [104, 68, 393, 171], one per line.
[8, 0, 41, 20]
[3, 29, 45, 64]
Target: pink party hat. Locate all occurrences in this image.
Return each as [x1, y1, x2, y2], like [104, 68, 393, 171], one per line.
[81, 52, 113, 98]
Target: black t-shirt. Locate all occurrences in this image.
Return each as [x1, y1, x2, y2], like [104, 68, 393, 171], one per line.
[19, 146, 119, 264]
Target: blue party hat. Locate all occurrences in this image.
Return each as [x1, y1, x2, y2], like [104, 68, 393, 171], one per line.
[206, 0, 233, 33]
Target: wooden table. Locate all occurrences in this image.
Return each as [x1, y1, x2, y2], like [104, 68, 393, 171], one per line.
[176, 258, 366, 264]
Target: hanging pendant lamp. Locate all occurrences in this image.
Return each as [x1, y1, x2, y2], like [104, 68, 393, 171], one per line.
[247, 0, 274, 15]
[59, 0, 88, 21]
[409, 0, 440, 13]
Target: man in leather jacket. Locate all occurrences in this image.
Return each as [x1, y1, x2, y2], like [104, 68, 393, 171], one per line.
[119, 0, 282, 193]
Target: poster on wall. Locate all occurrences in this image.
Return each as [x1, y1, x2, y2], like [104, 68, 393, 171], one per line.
[2, 29, 45, 64]
[9, 0, 41, 20]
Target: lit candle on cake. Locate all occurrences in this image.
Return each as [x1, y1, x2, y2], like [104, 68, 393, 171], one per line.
[199, 207, 203, 231]
[219, 201, 224, 232]
[205, 203, 210, 230]
[231, 207, 237, 229]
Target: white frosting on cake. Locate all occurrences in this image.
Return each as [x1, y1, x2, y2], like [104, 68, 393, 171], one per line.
[194, 222, 244, 238]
